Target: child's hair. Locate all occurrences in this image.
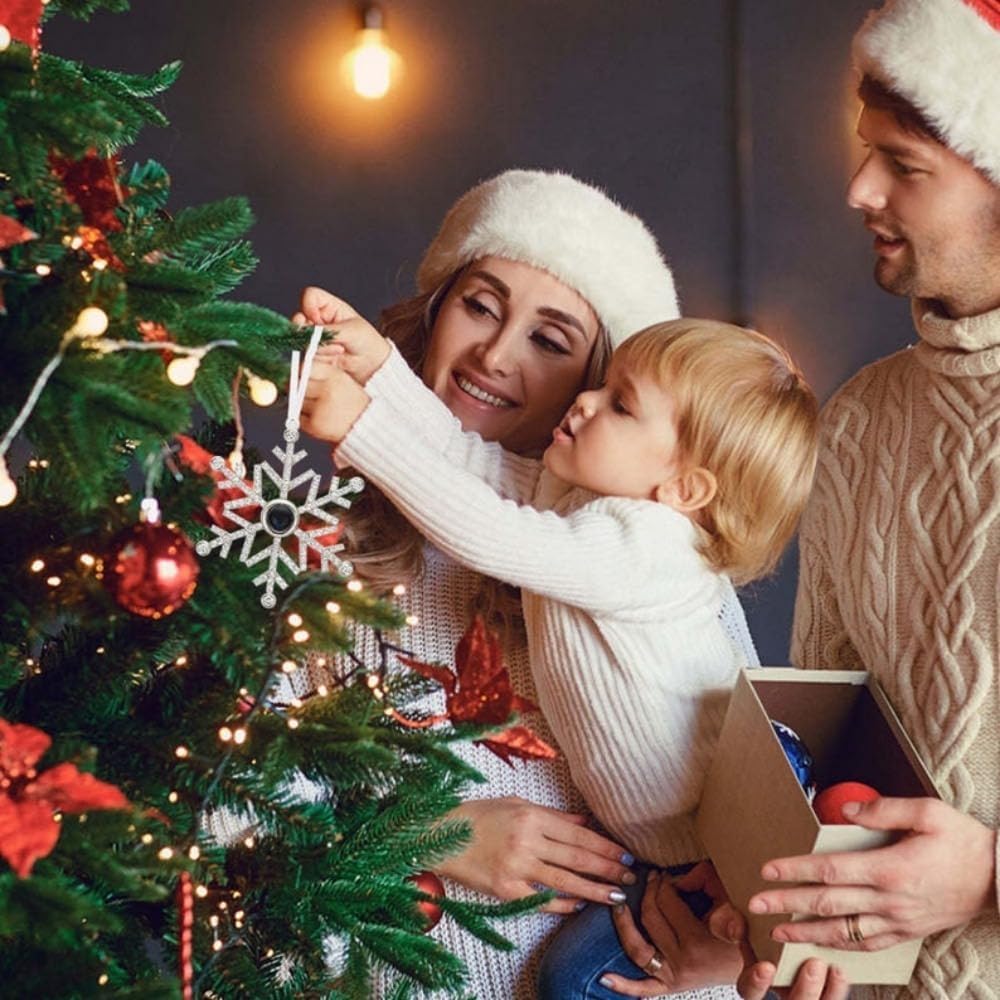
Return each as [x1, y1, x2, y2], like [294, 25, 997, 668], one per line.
[615, 318, 818, 586]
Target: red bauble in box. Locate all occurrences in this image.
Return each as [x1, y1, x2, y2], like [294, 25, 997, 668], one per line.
[814, 781, 880, 824]
[408, 870, 445, 930]
[104, 510, 199, 619]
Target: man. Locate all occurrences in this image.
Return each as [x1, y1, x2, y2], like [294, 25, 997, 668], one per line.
[749, 0, 1000, 996]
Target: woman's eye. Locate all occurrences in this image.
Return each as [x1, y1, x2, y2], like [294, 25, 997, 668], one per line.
[611, 395, 629, 415]
[462, 295, 497, 319]
[531, 330, 571, 355]
[891, 159, 919, 177]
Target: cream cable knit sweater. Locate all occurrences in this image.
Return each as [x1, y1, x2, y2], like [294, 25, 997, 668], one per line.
[792, 300, 1000, 1000]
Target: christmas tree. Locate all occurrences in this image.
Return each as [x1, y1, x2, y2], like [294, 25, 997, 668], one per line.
[0, 1, 544, 996]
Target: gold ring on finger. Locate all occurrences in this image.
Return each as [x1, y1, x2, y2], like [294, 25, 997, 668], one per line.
[846, 913, 865, 943]
[642, 949, 664, 975]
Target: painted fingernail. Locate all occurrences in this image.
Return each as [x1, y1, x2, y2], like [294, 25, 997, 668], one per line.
[620, 851, 636, 866]
[599, 977, 614, 988]
[748, 898, 767, 913]
[842, 801, 861, 817]
[609, 889, 627, 904]
[574, 900, 588, 912]
[621, 871, 637, 885]
[761, 864, 779, 880]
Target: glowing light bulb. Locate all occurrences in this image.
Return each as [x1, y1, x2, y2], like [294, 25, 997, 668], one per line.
[0, 459, 17, 507]
[166, 356, 201, 386]
[247, 373, 278, 406]
[0, 26, 11, 52]
[343, 6, 401, 100]
[35, 263, 51, 276]
[74, 306, 109, 337]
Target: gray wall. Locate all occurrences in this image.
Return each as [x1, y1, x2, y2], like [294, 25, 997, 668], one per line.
[46, 1, 916, 665]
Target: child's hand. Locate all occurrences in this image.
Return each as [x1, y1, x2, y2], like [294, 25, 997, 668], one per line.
[292, 286, 389, 384]
[300, 359, 370, 444]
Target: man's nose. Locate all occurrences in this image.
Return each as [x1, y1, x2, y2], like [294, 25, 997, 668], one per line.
[847, 156, 888, 213]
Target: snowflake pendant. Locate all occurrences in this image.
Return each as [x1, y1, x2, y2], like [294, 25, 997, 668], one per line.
[195, 420, 363, 608]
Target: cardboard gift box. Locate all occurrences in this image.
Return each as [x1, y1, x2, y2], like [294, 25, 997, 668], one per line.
[696, 667, 939, 986]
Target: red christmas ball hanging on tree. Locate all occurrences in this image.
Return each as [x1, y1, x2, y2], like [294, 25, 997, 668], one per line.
[103, 499, 199, 618]
[408, 870, 445, 931]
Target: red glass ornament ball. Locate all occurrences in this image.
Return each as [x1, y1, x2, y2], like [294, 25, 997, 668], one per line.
[408, 870, 445, 930]
[104, 521, 199, 618]
[814, 781, 880, 824]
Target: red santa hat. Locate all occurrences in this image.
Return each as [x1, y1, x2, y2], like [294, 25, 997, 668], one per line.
[854, 0, 1000, 184]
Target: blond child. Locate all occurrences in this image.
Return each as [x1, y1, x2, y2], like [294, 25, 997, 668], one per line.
[301, 312, 818, 997]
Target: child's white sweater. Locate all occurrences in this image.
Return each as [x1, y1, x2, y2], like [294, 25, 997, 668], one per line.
[337, 347, 744, 868]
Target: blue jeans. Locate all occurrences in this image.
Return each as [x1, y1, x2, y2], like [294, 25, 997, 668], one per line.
[536, 862, 714, 1000]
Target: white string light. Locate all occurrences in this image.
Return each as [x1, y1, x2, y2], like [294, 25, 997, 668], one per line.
[0, 316, 238, 505]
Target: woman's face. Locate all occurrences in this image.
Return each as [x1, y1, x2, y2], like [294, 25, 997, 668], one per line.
[421, 256, 601, 454]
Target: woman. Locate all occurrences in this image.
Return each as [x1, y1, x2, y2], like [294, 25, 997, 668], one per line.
[297, 169, 757, 998]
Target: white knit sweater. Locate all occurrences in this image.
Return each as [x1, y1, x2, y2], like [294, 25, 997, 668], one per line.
[340, 348, 747, 870]
[792, 299, 1000, 1000]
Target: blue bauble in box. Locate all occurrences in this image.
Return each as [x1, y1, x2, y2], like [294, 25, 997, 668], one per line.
[771, 720, 816, 802]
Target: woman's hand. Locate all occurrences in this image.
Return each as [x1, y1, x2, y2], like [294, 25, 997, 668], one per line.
[300, 360, 369, 444]
[293, 286, 390, 384]
[599, 865, 744, 996]
[435, 797, 636, 915]
[747, 797, 997, 950]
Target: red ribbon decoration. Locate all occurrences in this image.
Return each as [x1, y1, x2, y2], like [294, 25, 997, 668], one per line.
[178, 871, 194, 999]
[393, 616, 557, 766]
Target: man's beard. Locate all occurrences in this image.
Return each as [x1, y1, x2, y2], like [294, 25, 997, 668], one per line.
[874, 254, 916, 298]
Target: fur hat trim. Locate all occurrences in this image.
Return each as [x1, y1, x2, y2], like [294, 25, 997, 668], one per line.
[854, 0, 1000, 183]
[417, 170, 680, 349]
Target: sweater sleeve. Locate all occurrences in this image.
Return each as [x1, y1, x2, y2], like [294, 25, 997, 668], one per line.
[337, 396, 702, 617]
[362, 345, 542, 502]
[790, 401, 864, 671]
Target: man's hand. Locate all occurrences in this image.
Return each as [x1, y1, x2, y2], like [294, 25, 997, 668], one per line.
[748, 797, 997, 949]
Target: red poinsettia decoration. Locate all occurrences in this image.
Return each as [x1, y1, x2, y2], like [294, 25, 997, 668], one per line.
[0, 214, 37, 251]
[0, 0, 43, 51]
[49, 150, 127, 234]
[0, 718, 129, 878]
[394, 616, 557, 766]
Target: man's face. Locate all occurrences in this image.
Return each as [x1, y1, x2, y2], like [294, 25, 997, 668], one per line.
[847, 105, 1000, 318]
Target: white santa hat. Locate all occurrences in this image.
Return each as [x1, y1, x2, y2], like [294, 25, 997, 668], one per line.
[853, 0, 1000, 184]
[416, 170, 680, 349]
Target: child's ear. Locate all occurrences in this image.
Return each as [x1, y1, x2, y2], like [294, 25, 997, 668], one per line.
[655, 467, 717, 513]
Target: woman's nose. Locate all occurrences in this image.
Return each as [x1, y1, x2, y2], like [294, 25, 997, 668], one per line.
[847, 156, 888, 212]
[477, 325, 520, 376]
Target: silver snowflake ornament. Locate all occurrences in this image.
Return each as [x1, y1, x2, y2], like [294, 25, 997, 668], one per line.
[195, 420, 363, 608]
